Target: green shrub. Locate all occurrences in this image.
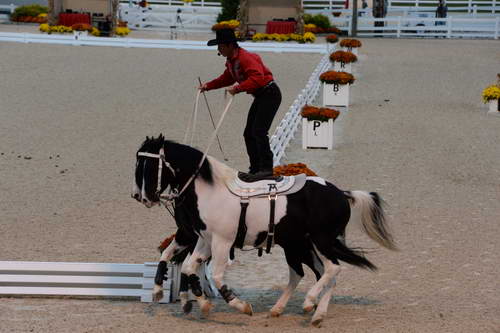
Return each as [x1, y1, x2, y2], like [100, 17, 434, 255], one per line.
[302, 13, 331, 29]
[302, 13, 313, 25]
[311, 14, 331, 29]
[217, 0, 239, 22]
[11, 4, 47, 19]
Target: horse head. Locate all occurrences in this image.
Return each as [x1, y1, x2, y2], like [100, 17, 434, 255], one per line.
[132, 134, 213, 208]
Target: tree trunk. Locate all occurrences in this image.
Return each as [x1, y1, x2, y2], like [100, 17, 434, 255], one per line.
[111, 0, 119, 36]
[296, 0, 304, 34]
[237, 0, 248, 37]
[48, 0, 56, 25]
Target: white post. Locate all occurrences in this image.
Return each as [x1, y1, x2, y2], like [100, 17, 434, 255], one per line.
[495, 16, 499, 40]
[493, 0, 496, 13]
[415, 0, 419, 8]
[447, 16, 452, 38]
[468, 0, 472, 13]
[397, 16, 401, 37]
[10, 3, 15, 13]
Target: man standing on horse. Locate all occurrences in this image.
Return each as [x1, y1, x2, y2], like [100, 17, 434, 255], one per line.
[199, 28, 282, 182]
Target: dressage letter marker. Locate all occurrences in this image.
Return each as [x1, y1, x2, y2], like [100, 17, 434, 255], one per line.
[302, 118, 334, 150]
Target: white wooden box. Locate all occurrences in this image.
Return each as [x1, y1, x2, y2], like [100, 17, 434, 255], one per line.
[488, 99, 499, 114]
[333, 61, 352, 73]
[73, 30, 88, 40]
[342, 47, 358, 56]
[323, 82, 349, 107]
[302, 118, 334, 149]
[326, 42, 337, 53]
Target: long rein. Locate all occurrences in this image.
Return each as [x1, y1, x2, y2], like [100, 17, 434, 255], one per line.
[138, 90, 234, 208]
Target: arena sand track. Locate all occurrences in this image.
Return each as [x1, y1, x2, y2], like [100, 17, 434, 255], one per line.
[0, 38, 499, 332]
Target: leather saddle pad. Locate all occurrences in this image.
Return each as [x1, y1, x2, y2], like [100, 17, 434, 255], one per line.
[226, 173, 307, 198]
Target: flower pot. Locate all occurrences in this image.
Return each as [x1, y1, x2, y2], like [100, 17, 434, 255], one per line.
[488, 99, 499, 114]
[342, 47, 358, 56]
[73, 30, 88, 40]
[302, 118, 334, 150]
[323, 82, 349, 107]
[326, 42, 337, 53]
[333, 61, 352, 73]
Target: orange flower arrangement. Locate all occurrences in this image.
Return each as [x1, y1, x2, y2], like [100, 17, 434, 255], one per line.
[339, 38, 362, 48]
[71, 23, 93, 32]
[319, 71, 355, 85]
[273, 163, 317, 177]
[329, 50, 357, 63]
[13, 15, 47, 23]
[326, 34, 338, 43]
[301, 105, 340, 122]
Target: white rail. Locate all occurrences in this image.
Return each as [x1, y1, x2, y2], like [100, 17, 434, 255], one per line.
[271, 51, 332, 165]
[0, 32, 327, 52]
[332, 15, 499, 38]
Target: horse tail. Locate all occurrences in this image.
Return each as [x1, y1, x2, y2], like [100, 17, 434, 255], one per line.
[344, 191, 398, 251]
[331, 238, 377, 271]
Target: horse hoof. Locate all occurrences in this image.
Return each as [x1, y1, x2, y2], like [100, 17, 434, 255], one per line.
[243, 302, 253, 316]
[201, 301, 214, 318]
[303, 305, 315, 314]
[183, 300, 194, 314]
[152, 290, 164, 303]
[269, 310, 281, 318]
[311, 317, 323, 328]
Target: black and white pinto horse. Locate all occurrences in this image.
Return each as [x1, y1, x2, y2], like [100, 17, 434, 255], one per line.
[132, 135, 397, 326]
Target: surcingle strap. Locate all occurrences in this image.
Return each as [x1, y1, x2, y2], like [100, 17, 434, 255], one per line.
[266, 184, 277, 254]
[233, 197, 249, 249]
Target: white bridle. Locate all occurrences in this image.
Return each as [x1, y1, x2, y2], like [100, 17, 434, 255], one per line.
[137, 92, 234, 205]
[137, 147, 178, 203]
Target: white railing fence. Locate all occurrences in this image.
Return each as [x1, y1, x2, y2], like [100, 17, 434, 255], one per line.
[271, 52, 332, 165]
[0, 4, 15, 22]
[0, 32, 328, 52]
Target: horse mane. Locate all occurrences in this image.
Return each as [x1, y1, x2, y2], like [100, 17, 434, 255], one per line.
[140, 135, 214, 185]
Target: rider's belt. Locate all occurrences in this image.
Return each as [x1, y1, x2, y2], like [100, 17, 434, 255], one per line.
[252, 81, 276, 97]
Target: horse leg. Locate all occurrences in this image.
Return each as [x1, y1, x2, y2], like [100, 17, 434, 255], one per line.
[309, 255, 341, 327]
[302, 247, 339, 314]
[269, 265, 302, 317]
[152, 241, 186, 302]
[182, 240, 213, 317]
[177, 253, 195, 313]
[301, 245, 341, 327]
[269, 244, 308, 317]
[210, 235, 253, 316]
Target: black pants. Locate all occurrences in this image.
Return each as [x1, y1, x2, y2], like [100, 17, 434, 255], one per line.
[243, 82, 282, 173]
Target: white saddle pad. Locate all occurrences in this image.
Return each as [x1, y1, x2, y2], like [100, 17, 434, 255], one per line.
[226, 173, 307, 198]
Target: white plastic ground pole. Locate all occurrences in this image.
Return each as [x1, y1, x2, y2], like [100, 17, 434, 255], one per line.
[0, 261, 175, 303]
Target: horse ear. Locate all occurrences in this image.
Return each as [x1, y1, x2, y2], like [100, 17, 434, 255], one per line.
[159, 133, 164, 141]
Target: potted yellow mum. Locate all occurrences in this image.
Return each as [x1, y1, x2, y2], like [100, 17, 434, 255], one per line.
[482, 84, 500, 114]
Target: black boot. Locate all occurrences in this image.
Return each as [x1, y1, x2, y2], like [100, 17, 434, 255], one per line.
[239, 169, 275, 182]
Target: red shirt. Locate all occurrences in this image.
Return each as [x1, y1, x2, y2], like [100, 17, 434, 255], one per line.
[205, 48, 274, 95]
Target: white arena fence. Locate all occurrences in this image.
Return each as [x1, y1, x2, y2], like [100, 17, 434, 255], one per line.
[0, 261, 216, 303]
[0, 32, 327, 52]
[271, 52, 331, 165]
[334, 15, 499, 38]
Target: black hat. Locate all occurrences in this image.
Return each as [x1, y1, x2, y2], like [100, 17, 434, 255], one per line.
[207, 28, 238, 46]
